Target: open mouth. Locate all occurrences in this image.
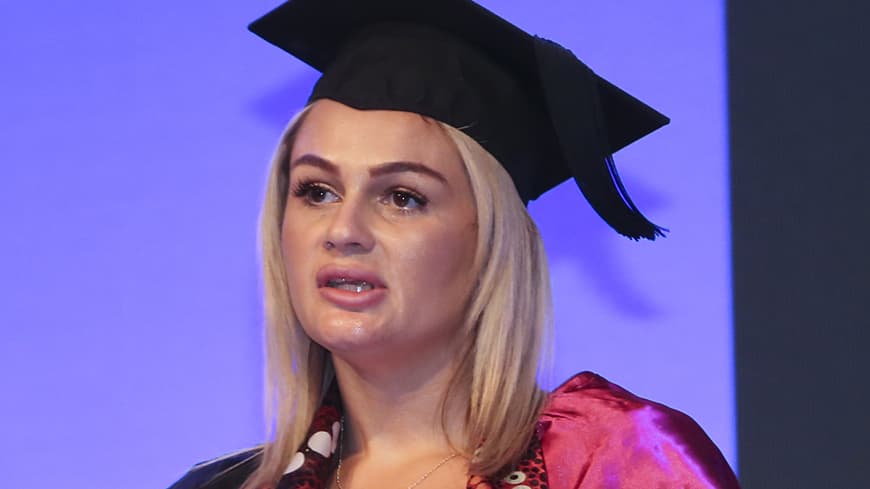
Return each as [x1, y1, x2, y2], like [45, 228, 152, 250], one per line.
[317, 266, 386, 293]
[316, 266, 387, 309]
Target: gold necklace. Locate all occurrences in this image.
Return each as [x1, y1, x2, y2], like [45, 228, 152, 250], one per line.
[334, 419, 459, 489]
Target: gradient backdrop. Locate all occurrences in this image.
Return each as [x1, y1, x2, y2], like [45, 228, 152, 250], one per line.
[0, 1, 732, 488]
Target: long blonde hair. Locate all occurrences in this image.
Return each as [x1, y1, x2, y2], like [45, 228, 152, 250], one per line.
[244, 107, 552, 488]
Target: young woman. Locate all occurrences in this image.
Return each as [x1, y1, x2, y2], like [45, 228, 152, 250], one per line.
[170, 1, 740, 488]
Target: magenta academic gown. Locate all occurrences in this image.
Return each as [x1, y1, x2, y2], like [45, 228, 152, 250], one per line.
[169, 372, 740, 489]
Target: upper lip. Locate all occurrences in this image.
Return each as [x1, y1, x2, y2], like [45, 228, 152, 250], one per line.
[316, 265, 387, 289]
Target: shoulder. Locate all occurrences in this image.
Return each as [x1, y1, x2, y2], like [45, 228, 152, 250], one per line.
[167, 446, 263, 489]
[537, 372, 740, 489]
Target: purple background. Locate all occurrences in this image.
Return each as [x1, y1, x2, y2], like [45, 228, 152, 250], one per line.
[0, 1, 732, 487]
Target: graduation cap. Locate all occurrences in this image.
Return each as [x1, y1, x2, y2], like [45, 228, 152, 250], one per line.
[249, 0, 669, 240]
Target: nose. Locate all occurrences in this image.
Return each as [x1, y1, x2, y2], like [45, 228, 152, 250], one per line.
[323, 195, 375, 254]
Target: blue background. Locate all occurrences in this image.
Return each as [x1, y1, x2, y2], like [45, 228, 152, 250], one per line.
[0, 1, 732, 487]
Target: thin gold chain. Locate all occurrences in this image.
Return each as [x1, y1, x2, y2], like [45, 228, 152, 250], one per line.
[334, 418, 460, 489]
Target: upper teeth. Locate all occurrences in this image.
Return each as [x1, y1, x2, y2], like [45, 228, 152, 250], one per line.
[327, 278, 374, 293]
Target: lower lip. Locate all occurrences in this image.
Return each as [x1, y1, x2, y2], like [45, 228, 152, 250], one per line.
[318, 286, 387, 310]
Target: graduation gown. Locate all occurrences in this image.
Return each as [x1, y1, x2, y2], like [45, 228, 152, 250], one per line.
[168, 372, 740, 489]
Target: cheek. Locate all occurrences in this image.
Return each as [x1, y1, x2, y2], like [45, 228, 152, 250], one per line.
[392, 225, 477, 306]
[280, 216, 317, 304]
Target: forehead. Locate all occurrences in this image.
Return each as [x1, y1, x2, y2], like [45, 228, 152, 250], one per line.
[291, 99, 462, 170]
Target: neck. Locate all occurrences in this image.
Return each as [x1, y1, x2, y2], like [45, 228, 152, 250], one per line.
[331, 348, 467, 459]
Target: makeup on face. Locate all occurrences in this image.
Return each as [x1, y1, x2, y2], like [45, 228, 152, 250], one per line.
[280, 99, 477, 362]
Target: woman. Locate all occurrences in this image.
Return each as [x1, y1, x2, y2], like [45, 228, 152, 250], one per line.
[170, 0, 740, 488]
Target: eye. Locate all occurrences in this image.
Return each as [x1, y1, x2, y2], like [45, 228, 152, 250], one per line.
[387, 189, 427, 210]
[292, 180, 339, 205]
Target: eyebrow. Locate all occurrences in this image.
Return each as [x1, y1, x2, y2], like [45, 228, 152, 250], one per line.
[370, 161, 448, 183]
[290, 154, 448, 183]
[290, 154, 339, 174]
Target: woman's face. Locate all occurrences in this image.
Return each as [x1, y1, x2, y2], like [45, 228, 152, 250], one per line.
[282, 99, 478, 369]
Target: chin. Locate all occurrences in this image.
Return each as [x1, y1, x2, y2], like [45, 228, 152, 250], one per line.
[304, 311, 394, 353]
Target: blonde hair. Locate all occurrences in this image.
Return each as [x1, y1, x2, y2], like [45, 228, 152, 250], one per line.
[244, 107, 552, 488]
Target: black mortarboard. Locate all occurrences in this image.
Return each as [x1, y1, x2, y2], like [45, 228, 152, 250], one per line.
[249, 0, 669, 240]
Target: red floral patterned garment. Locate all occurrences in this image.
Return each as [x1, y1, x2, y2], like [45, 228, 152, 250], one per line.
[169, 372, 739, 489]
[273, 372, 738, 489]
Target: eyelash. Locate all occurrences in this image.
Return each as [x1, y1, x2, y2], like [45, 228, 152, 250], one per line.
[291, 179, 334, 203]
[290, 179, 429, 212]
[385, 188, 428, 211]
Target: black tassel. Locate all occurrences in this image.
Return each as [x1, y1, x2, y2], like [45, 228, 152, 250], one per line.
[604, 154, 668, 240]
